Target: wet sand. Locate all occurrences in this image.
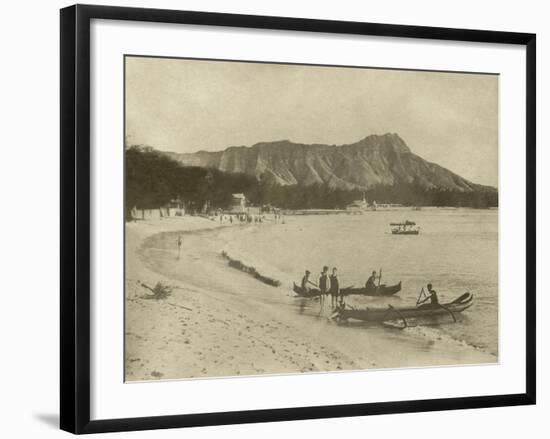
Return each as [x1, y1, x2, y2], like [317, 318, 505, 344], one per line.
[125, 216, 495, 382]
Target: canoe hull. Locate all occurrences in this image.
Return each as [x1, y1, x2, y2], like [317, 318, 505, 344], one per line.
[336, 292, 473, 322]
[343, 281, 401, 296]
[293, 281, 401, 297]
[293, 283, 321, 298]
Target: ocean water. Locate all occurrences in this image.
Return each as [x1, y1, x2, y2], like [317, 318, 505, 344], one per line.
[218, 208, 498, 357]
[140, 208, 498, 371]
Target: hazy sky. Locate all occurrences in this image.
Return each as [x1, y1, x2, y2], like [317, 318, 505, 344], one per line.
[125, 56, 498, 187]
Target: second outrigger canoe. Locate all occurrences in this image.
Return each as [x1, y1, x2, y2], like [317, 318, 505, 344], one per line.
[333, 292, 473, 323]
[293, 281, 401, 298]
[344, 282, 402, 296]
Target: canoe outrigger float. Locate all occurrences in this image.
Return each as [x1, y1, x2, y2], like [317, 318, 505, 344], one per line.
[292, 281, 401, 298]
[391, 220, 420, 235]
[331, 292, 473, 327]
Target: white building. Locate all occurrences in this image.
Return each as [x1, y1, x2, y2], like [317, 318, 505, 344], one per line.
[230, 193, 247, 213]
[346, 193, 368, 212]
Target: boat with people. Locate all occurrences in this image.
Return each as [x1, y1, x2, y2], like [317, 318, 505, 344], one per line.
[390, 220, 420, 235]
[292, 281, 401, 297]
[292, 282, 321, 298]
[332, 292, 473, 324]
[341, 282, 401, 296]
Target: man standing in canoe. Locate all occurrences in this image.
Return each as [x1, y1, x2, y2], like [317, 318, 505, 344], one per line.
[329, 267, 340, 309]
[365, 270, 378, 291]
[318, 266, 330, 313]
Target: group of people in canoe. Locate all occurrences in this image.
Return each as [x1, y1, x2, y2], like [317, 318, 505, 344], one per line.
[301, 266, 396, 309]
[300, 266, 440, 313]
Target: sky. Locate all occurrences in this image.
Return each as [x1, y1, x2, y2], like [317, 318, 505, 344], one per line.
[125, 56, 498, 187]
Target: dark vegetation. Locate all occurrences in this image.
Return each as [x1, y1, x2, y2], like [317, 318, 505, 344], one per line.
[126, 145, 498, 220]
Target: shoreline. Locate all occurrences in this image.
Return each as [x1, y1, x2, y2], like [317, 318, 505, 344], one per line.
[125, 216, 362, 381]
[125, 215, 495, 382]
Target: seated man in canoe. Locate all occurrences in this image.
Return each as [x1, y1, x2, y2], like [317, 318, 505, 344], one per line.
[301, 270, 313, 292]
[417, 283, 439, 307]
[365, 270, 378, 291]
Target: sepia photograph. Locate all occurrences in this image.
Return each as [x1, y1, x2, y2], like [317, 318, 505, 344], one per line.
[124, 55, 499, 382]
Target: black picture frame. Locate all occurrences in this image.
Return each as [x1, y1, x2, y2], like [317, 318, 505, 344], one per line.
[60, 4, 536, 434]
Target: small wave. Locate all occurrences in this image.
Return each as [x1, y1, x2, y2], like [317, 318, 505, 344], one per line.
[402, 324, 493, 355]
[221, 250, 282, 288]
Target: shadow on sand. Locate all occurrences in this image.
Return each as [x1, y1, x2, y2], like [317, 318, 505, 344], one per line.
[34, 413, 59, 429]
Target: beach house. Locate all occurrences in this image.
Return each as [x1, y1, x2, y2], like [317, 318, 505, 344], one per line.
[346, 193, 368, 213]
[230, 193, 247, 213]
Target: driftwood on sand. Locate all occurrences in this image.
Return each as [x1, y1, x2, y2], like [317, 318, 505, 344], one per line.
[138, 281, 193, 311]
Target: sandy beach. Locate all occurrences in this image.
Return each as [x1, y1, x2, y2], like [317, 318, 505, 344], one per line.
[125, 215, 495, 382]
[125, 216, 360, 381]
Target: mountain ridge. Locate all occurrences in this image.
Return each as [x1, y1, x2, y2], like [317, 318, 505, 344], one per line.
[160, 133, 496, 193]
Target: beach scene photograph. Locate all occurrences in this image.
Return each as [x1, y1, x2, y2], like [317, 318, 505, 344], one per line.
[124, 56, 499, 382]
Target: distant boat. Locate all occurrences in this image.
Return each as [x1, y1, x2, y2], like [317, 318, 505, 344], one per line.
[390, 220, 420, 235]
[332, 292, 473, 323]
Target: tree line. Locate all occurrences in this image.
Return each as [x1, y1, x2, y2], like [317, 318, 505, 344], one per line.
[125, 145, 498, 220]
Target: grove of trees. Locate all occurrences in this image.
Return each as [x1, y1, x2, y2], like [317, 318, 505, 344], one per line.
[125, 145, 498, 221]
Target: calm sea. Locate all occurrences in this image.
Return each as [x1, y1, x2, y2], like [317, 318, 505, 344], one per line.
[220, 208, 498, 356]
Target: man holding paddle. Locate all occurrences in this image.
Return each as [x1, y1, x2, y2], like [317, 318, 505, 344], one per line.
[301, 270, 315, 293]
[416, 283, 439, 306]
[365, 270, 378, 291]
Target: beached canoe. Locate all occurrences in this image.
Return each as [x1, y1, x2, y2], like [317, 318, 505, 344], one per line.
[292, 281, 401, 297]
[334, 292, 473, 322]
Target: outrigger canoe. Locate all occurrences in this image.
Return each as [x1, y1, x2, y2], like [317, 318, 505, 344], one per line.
[344, 282, 401, 296]
[333, 292, 473, 323]
[292, 281, 401, 298]
[292, 283, 321, 298]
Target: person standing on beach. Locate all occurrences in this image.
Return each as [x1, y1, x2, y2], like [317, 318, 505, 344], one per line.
[319, 266, 329, 314]
[329, 267, 340, 309]
[177, 235, 183, 259]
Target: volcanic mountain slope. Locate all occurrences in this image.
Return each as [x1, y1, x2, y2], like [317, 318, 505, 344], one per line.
[162, 133, 495, 192]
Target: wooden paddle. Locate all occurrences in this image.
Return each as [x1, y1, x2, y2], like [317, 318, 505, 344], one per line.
[416, 287, 426, 306]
